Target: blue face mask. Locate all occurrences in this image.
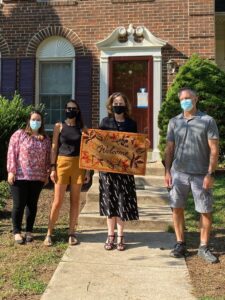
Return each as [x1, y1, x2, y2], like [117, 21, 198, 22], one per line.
[180, 99, 193, 112]
[30, 120, 41, 131]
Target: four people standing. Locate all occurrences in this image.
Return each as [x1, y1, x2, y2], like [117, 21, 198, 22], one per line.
[165, 87, 219, 263]
[6, 88, 220, 263]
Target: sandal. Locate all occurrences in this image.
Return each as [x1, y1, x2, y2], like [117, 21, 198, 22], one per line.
[68, 234, 79, 246]
[117, 236, 126, 251]
[104, 235, 115, 250]
[44, 235, 52, 247]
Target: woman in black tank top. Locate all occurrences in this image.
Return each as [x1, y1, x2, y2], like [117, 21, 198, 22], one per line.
[44, 100, 90, 247]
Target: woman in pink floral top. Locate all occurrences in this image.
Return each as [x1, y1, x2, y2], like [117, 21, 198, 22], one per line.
[7, 110, 51, 244]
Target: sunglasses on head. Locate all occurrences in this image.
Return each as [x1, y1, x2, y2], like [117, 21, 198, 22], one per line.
[66, 107, 78, 111]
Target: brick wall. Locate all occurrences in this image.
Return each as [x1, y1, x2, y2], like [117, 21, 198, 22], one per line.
[0, 0, 215, 126]
[188, 0, 215, 59]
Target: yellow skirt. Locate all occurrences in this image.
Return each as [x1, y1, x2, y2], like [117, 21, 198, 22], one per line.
[56, 156, 85, 185]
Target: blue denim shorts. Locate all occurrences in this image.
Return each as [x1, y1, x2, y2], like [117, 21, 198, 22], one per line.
[169, 169, 213, 213]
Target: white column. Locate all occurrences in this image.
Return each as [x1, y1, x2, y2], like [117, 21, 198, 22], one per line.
[99, 55, 109, 121]
[152, 55, 162, 161]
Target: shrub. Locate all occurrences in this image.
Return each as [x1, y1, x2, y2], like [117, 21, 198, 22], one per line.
[0, 181, 10, 210]
[158, 54, 225, 162]
[0, 93, 45, 180]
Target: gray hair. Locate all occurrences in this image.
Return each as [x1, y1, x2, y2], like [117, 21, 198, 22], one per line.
[178, 87, 197, 98]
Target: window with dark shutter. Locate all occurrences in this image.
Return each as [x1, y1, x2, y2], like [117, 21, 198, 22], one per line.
[0, 58, 17, 100]
[75, 56, 92, 128]
[19, 58, 35, 105]
[37, 36, 75, 129]
[39, 61, 73, 125]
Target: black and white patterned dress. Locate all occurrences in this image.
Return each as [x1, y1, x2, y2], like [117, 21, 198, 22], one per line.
[99, 117, 139, 221]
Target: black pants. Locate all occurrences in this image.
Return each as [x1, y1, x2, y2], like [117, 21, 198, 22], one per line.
[11, 180, 44, 234]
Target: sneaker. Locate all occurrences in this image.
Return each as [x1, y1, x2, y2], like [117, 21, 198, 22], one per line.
[198, 246, 218, 263]
[170, 242, 187, 258]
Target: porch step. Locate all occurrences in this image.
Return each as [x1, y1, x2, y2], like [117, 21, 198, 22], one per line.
[86, 184, 169, 206]
[78, 160, 172, 231]
[92, 161, 165, 186]
[145, 161, 165, 176]
[79, 199, 172, 231]
[135, 175, 165, 188]
[92, 173, 165, 187]
[79, 183, 172, 231]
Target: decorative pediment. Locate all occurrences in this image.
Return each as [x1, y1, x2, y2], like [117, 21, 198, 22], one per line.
[96, 24, 167, 50]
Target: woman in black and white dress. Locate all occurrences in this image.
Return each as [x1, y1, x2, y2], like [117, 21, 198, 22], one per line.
[99, 92, 139, 251]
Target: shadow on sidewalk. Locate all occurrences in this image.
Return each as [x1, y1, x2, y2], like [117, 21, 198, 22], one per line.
[75, 229, 175, 250]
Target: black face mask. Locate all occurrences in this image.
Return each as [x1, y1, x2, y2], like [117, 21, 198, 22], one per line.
[66, 110, 78, 119]
[113, 106, 126, 115]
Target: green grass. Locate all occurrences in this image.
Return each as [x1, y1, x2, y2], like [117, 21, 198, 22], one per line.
[185, 174, 225, 231]
[12, 265, 46, 294]
[0, 188, 79, 299]
[0, 270, 6, 289]
[200, 297, 225, 300]
[10, 238, 68, 295]
[32, 252, 61, 266]
[0, 229, 69, 297]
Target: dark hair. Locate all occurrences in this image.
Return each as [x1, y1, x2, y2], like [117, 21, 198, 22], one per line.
[24, 110, 47, 140]
[65, 99, 84, 129]
[178, 87, 197, 98]
[106, 92, 132, 118]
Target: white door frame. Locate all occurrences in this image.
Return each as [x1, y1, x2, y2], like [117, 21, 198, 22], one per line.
[97, 26, 166, 161]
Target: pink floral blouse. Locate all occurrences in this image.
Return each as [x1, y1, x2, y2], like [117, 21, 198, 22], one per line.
[7, 129, 51, 182]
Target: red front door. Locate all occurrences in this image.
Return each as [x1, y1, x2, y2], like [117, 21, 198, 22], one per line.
[109, 56, 153, 146]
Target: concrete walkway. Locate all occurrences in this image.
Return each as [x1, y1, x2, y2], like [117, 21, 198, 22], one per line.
[41, 229, 196, 300]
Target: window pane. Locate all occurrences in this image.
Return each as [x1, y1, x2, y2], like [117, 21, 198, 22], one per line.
[52, 110, 61, 124]
[39, 61, 73, 126]
[40, 62, 72, 94]
[40, 95, 72, 125]
[41, 96, 51, 109]
[61, 95, 71, 108]
[51, 96, 61, 109]
[45, 109, 51, 124]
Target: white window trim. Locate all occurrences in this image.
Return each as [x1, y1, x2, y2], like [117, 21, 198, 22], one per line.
[35, 57, 75, 106]
[35, 36, 75, 130]
[35, 57, 75, 131]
